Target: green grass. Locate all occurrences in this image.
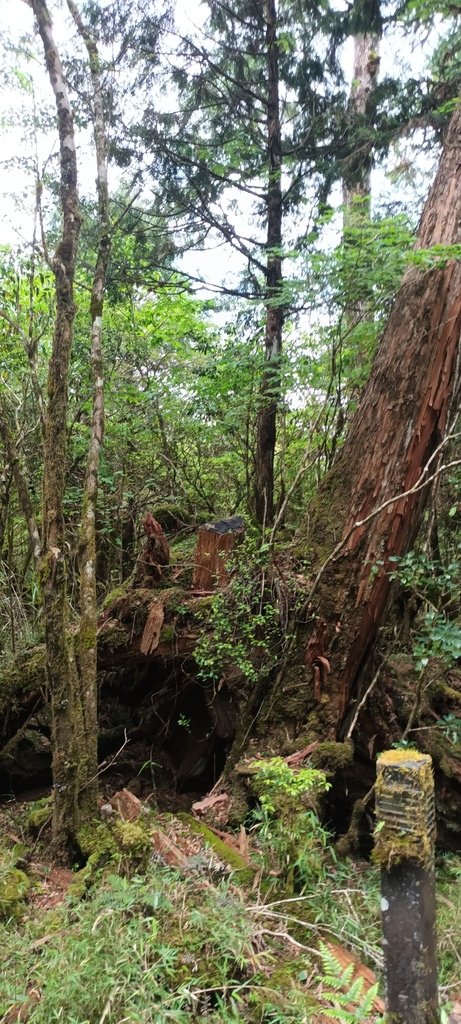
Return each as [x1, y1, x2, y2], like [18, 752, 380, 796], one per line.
[1, 821, 461, 1023]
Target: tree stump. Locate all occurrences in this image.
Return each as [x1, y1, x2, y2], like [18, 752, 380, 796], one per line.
[192, 516, 245, 593]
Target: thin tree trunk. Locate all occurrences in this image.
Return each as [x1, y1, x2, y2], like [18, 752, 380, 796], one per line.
[67, 0, 111, 821]
[254, 0, 283, 527]
[342, 2, 381, 381]
[0, 414, 42, 562]
[31, 0, 85, 859]
[343, 3, 381, 217]
[0, 464, 12, 555]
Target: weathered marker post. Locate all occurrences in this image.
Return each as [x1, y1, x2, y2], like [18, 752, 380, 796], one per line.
[374, 750, 440, 1024]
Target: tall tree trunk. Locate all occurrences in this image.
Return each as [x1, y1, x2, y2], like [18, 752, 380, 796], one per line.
[236, 96, 461, 820]
[342, 0, 381, 389]
[67, 0, 111, 824]
[31, 0, 84, 859]
[254, 0, 283, 527]
[301, 99, 461, 740]
[343, 0, 381, 218]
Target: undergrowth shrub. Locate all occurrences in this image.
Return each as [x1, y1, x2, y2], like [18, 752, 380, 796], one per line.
[250, 757, 331, 891]
[194, 536, 282, 685]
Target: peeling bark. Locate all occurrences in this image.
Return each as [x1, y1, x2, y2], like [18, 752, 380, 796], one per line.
[304, 100, 461, 737]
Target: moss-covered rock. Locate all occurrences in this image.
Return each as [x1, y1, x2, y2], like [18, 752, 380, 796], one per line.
[72, 817, 153, 895]
[78, 821, 117, 865]
[0, 867, 31, 919]
[25, 796, 53, 835]
[310, 740, 354, 773]
[113, 820, 151, 873]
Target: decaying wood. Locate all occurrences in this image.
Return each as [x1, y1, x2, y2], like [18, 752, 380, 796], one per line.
[192, 516, 245, 592]
[109, 788, 142, 821]
[132, 513, 170, 586]
[139, 599, 165, 655]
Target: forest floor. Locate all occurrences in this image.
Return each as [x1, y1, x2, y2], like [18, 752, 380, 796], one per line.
[1, 786, 461, 1024]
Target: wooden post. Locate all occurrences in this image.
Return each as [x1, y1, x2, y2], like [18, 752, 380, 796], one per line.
[192, 516, 245, 593]
[374, 750, 439, 1024]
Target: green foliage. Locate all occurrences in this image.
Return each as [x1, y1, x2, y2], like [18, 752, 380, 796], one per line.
[436, 713, 461, 744]
[0, 845, 31, 921]
[316, 943, 383, 1023]
[251, 757, 331, 890]
[389, 550, 461, 670]
[3, 819, 461, 1022]
[252, 757, 329, 816]
[0, 867, 256, 1023]
[194, 537, 281, 685]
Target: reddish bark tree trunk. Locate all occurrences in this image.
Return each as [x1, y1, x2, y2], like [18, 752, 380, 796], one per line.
[302, 100, 461, 738]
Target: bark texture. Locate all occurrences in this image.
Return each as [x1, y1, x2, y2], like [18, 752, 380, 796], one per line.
[31, 0, 84, 859]
[303, 100, 461, 738]
[254, 0, 284, 527]
[68, 0, 111, 822]
[342, 3, 381, 355]
[342, 2, 381, 214]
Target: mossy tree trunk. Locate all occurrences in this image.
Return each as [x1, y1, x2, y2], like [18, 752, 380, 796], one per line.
[31, 0, 85, 859]
[67, 0, 111, 825]
[12, 0, 112, 860]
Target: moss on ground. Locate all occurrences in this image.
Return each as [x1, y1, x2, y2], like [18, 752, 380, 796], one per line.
[310, 740, 354, 773]
[0, 867, 30, 919]
[25, 796, 53, 835]
[179, 813, 254, 884]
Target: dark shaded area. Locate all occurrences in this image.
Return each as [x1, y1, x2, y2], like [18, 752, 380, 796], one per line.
[0, 656, 236, 806]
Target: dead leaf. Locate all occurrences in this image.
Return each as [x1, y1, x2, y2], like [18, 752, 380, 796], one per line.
[2, 986, 41, 1023]
[239, 825, 249, 861]
[31, 933, 61, 951]
[151, 829, 189, 869]
[367, 734, 377, 758]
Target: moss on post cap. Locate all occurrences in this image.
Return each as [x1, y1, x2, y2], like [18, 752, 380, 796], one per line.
[373, 749, 436, 869]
